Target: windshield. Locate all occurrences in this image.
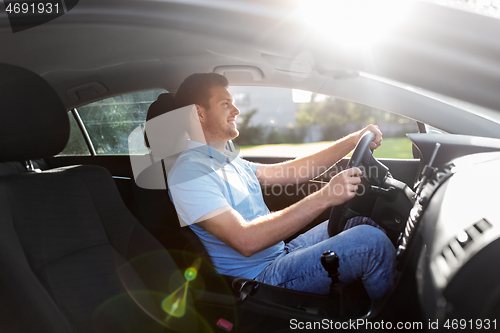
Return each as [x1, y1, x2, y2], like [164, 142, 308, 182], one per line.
[360, 71, 500, 125]
[424, 0, 500, 19]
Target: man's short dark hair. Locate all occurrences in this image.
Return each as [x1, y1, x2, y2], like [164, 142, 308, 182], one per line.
[175, 73, 228, 109]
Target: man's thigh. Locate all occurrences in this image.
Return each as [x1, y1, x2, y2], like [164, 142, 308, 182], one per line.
[284, 220, 330, 253]
[256, 225, 390, 295]
[285, 217, 384, 253]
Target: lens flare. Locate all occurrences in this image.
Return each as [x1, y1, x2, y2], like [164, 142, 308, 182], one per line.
[161, 282, 189, 318]
[184, 267, 197, 281]
[116, 250, 232, 332]
[161, 258, 202, 318]
[297, 0, 415, 48]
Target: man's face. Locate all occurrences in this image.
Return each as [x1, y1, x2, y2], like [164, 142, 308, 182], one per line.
[199, 85, 240, 143]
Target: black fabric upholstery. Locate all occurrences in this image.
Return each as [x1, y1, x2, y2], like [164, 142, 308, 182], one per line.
[0, 65, 206, 332]
[0, 165, 175, 333]
[0, 161, 74, 333]
[0, 63, 69, 162]
[132, 183, 214, 270]
[0, 161, 26, 176]
[144, 93, 176, 148]
[145, 93, 176, 123]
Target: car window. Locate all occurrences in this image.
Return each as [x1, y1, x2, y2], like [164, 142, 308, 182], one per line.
[61, 87, 417, 158]
[74, 89, 167, 155]
[57, 111, 91, 156]
[229, 86, 417, 159]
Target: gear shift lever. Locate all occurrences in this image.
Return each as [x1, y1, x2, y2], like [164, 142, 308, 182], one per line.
[321, 251, 344, 315]
[321, 251, 341, 286]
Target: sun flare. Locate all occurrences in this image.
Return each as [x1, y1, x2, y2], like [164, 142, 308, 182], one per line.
[297, 0, 415, 49]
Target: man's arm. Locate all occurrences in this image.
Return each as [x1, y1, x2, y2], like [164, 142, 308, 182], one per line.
[255, 124, 382, 186]
[197, 167, 362, 257]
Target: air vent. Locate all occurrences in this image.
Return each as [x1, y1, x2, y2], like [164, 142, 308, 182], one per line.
[473, 218, 492, 234]
[439, 219, 492, 269]
[442, 242, 460, 263]
[434, 239, 465, 283]
[433, 218, 493, 288]
[456, 230, 473, 249]
[456, 218, 493, 249]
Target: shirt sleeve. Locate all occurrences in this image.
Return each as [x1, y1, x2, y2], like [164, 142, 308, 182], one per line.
[168, 159, 230, 226]
[244, 159, 261, 174]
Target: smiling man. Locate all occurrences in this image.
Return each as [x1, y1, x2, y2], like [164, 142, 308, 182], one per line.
[167, 73, 395, 299]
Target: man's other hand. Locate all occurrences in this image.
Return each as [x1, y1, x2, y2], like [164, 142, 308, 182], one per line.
[322, 167, 362, 207]
[357, 124, 383, 150]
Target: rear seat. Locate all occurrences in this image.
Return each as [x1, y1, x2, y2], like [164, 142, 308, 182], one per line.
[0, 160, 49, 176]
[0, 63, 178, 333]
[0, 161, 26, 175]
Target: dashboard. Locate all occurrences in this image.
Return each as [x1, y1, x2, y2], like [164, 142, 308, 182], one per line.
[400, 133, 500, 323]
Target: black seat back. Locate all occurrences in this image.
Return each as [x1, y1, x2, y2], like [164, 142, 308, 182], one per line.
[0, 64, 196, 333]
[0, 166, 175, 333]
[132, 183, 209, 255]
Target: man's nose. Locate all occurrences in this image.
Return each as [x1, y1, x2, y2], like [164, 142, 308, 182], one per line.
[231, 104, 240, 115]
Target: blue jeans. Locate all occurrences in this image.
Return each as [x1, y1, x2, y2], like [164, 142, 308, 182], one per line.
[254, 218, 395, 300]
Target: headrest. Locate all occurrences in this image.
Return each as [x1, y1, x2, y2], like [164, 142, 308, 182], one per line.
[145, 93, 177, 148]
[0, 63, 69, 162]
[146, 93, 177, 122]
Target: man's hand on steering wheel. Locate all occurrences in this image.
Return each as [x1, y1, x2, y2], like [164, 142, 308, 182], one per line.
[327, 125, 387, 237]
[320, 167, 363, 207]
[355, 124, 383, 150]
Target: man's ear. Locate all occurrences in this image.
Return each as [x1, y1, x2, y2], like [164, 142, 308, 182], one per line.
[195, 104, 205, 122]
[190, 105, 200, 121]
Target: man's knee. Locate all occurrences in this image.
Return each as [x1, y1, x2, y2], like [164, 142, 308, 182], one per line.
[352, 225, 395, 257]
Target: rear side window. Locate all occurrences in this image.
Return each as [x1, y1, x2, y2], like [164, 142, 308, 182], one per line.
[75, 89, 166, 155]
[58, 112, 91, 156]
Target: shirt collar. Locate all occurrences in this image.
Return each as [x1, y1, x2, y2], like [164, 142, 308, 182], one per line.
[186, 140, 236, 164]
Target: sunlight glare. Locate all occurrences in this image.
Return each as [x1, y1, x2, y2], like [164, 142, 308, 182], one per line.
[161, 258, 201, 318]
[297, 0, 415, 48]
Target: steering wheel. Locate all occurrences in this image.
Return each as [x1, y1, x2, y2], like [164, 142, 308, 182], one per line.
[327, 131, 389, 237]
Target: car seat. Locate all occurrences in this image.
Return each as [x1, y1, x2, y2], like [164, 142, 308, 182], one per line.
[0, 63, 231, 333]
